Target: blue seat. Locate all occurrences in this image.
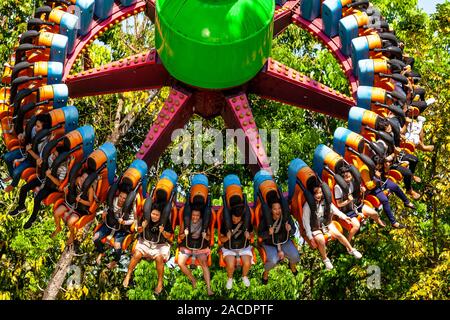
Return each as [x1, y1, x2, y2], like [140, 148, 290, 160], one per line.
[356, 86, 375, 110]
[98, 142, 118, 185]
[312, 144, 335, 179]
[332, 127, 354, 157]
[48, 33, 69, 65]
[46, 61, 64, 84]
[56, 11, 79, 54]
[347, 106, 367, 134]
[60, 105, 80, 133]
[94, 0, 115, 20]
[301, 0, 321, 21]
[357, 59, 375, 86]
[77, 125, 96, 156]
[351, 36, 370, 74]
[287, 159, 308, 201]
[74, 0, 95, 36]
[339, 14, 361, 56]
[51, 83, 69, 108]
[322, 0, 343, 37]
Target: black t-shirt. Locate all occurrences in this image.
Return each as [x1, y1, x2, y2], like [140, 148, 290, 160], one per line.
[259, 215, 296, 246]
[141, 219, 173, 244]
[220, 220, 253, 249]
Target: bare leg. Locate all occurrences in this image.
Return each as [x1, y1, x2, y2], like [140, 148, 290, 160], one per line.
[154, 255, 165, 294]
[362, 205, 386, 227]
[51, 205, 66, 238]
[224, 256, 236, 279]
[66, 215, 79, 245]
[329, 223, 354, 252]
[347, 217, 360, 243]
[314, 233, 328, 260]
[178, 253, 196, 288]
[241, 256, 251, 278]
[198, 255, 213, 296]
[123, 251, 143, 288]
[417, 140, 434, 152]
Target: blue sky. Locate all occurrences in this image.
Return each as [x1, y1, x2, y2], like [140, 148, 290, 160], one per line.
[417, 0, 446, 14]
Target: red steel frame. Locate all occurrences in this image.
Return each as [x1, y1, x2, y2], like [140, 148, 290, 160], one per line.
[63, 0, 358, 174]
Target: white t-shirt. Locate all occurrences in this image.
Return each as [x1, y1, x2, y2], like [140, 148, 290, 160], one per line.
[334, 183, 353, 200]
[302, 201, 347, 240]
[111, 196, 136, 226]
[405, 118, 425, 145]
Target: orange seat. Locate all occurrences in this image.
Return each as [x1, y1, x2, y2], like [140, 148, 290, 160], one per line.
[364, 194, 382, 209]
[93, 223, 136, 251]
[387, 169, 403, 184]
[42, 191, 63, 206]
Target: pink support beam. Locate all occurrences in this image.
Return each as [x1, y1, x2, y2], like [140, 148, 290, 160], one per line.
[145, 0, 156, 22]
[223, 92, 272, 175]
[249, 58, 355, 120]
[136, 87, 194, 166]
[65, 50, 170, 98]
[63, 0, 147, 79]
[291, 14, 359, 97]
[273, 1, 299, 38]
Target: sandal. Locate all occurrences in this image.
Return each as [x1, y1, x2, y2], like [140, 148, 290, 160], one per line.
[261, 272, 269, 285]
[392, 222, 406, 229]
[405, 202, 416, 210]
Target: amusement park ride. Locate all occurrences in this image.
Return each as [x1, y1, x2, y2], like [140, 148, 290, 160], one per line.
[1, 0, 427, 264]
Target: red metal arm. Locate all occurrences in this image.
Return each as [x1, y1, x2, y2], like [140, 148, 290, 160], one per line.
[223, 92, 272, 175]
[65, 50, 169, 98]
[136, 86, 194, 166]
[273, 1, 300, 38]
[249, 58, 355, 120]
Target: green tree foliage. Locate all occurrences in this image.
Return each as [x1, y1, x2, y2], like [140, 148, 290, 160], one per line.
[0, 0, 448, 300]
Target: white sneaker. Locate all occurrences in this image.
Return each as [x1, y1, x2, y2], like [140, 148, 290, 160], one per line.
[417, 116, 426, 123]
[426, 98, 436, 106]
[226, 278, 233, 290]
[242, 276, 250, 287]
[348, 248, 362, 259]
[323, 258, 333, 270]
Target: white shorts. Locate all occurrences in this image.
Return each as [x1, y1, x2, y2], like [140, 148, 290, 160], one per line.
[135, 238, 170, 261]
[221, 246, 254, 263]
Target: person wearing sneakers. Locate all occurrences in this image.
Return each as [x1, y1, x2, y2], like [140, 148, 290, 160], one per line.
[123, 203, 172, 294]
[371, 158, 410, 229]
[259, 199, 300, 284]
[219, 204, 254, 290]
[405, 116, 434, 152]
[380, 156, 416, 210]
[375, 118, 421, 200]
[334, 165, 386, 239]
[303, 185, 363, 271]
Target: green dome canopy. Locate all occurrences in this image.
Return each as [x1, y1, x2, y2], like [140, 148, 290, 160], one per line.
[155, 0, 275, 89]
